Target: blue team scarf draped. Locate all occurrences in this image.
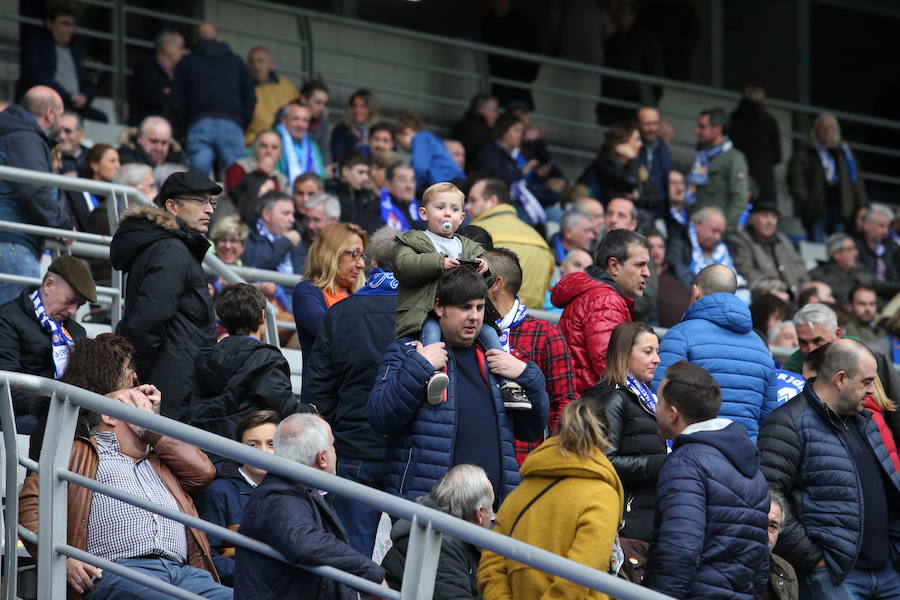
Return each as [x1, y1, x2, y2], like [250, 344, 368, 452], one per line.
[686, 137, 733, 206]
[891, 335, 900, 367]
[278, 123, 322, 188]
[670, 206, 687, 226]
[816, 142, 857, 185]
[355, 268, 399, 296]
[626, 374, 672, 450]
[379, 187, 419, 233]
[30, 289, 75, 379]
[82, 191, 101, 212]
[256, 219, 293, 275]
[496, 297, 529, 351]
[507, 147, 546, 224]
[688, 222, 735, 275]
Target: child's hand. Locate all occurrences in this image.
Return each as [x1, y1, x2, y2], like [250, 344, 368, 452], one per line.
[442, 257, 460, 270]
[476, 258, 488, 274]
[415, 341, 448, 370]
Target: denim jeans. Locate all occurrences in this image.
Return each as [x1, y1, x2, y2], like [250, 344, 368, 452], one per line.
[803, 563, 900, 600]
[333, 458, 385, 558]
[85, 557, 233, 600]
[0, 242, 40, 305]
[421, 317, 502, 352]
[185, 117, 247, 177]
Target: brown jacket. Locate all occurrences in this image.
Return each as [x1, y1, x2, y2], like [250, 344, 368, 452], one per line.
[731, 227, 809, 295]
[19, 433, 218, 599]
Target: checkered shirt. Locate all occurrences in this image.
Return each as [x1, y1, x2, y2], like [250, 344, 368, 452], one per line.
[509, 315, 577, 465]
[86, 431, 187, 563]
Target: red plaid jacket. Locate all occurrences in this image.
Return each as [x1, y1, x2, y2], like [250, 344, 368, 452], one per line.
[508, 315, 577, 465]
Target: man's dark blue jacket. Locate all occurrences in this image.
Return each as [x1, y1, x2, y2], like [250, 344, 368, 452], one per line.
[15, 29, 96, 108]
[234, 473, 384, 600]
[367, 338, 548, 502]
[169, 39, 256, 130]
[758, 383, 900, 583]
[644, 420, 770, 600]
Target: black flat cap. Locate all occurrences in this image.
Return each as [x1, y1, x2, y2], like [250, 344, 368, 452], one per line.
[47, 255, 96, 303]
[749, 201, 779, 215]
[156, 169, 222, 206]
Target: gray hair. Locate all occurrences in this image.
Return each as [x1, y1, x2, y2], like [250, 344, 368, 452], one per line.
[769, 489, 790, 529]
[367, 226, 397, 270]
[767, 320, 794, 344]
[690, 206, 725, 226]
[305, 193, 341, 221]
[113, 163, 152, 188]
[274, 414, 330, 467]
[153, 163, 187, 190]
[825, 233, 853, 257]
[862, 203, 895, 223]
[258, 190, 293, 218]
[430, 464, 493, 521]
[62, 111, 84, 130]
[560, 210, 591, 232]
[794, 303, 838, 331]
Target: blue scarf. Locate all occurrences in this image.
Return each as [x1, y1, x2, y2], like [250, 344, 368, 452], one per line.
[355, 268, 399, 296]
[82, 191, 101, 212]
[496, 298, 529, 351]
[278, 123, 323, 187]
[688, 222, 735, 276]
[30, 289, 75, 379]
[626, 374, 672, 451]
[816, 142, 857, 185]
[891, 335, 900, 367]
[379, 187, 419, 233]
[256, 219, 294, 275]
[686, 137, 733, 206]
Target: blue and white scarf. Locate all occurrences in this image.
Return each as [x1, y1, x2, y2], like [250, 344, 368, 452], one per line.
[669, 206, 687, 226]
[626, 374, 671, 451]
[688, 222, 735, 275]
[30, 289, 75, 379]
[82, 192, 101, 213]
[380, 187, 419, 233]
[496, 298, 529, 352]
[355, 268, 399, 296]
[278, 123, 322, 188]
[256, 219, 293, 275]
[511, 179, 547, 225]
[816, 142, 858, 185]
[686, 137, 733, 206]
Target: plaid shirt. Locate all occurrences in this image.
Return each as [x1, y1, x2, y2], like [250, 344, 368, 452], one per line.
[86, 431, 187, 563]
[508, 315, 577, 464]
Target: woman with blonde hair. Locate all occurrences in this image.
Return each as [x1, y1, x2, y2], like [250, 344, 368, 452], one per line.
[581, 321, 667, 543]
[787, 111, 868, 242]
[478, 396, 624, 600]
[292, 222, 367, 377]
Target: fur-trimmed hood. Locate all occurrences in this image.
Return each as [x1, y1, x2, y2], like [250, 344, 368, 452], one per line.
[110, 204, 209, 272]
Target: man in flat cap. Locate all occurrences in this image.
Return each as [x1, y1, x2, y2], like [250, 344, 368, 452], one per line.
[111, 169, 222, 420]
[0, 255, 95, 432]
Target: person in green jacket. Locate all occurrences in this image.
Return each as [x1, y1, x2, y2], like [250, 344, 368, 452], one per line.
[393, 181, 529, 409]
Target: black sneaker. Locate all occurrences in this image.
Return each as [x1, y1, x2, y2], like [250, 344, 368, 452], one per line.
[501, 382, 531, 410]
[426, 372, 449, 406]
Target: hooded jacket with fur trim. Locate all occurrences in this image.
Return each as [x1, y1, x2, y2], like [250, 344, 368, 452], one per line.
[111, 205, 215, 419]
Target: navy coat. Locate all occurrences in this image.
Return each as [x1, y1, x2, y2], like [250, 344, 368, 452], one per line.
[367, 338, 548, 502]
[645, 420, 770, 600]
[235, 473, 384, 600]
[759, 384, 900, 582]
[15, 29, 96, 107]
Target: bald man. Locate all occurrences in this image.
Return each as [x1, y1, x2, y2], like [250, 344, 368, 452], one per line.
[0, 86, 73, 304]
[245, 46, 300, 145]
[652, 264, 778, 441]
[170, 23, 256, 176]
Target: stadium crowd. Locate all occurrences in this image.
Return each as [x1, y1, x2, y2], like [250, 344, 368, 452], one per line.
[3, 7, 900, 600]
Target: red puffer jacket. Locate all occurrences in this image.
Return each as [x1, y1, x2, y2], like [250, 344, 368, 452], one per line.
[551, 269, 634, 393]
[863, 396, 900, 473]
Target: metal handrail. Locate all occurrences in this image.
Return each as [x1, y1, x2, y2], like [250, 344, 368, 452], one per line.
[0, 372, 674, 600]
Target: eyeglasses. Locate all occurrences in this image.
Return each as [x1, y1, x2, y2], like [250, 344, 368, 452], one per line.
[175, 196, 217, 209]
[216, 237, 243, 246]
[344, 248, 364, 261]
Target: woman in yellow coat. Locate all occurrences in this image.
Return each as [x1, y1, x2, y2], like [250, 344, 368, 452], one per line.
[478, 397, 625, 600]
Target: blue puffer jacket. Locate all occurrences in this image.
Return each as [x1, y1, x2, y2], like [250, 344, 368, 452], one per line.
[644, 420, 770, 600]
[367, 338, 548, 502]
[652, 292, 778, 440]
[758, 384, 900, 582]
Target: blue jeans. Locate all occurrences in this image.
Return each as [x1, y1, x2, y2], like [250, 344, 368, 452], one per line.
[85, 557, 232, 600]
[421, 317, 502, 351]
[333, 458, 385, 559]
[186, 117, 247, 177]
[0, 242, 40, 305]
[804, 564, 900, 600]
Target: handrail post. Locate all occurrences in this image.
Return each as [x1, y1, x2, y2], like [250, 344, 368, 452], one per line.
[0, 381, 19, 600]
[473, 50, 492, 95]
[297, 15, 314, 81]
[112, 0, 127, 124]
[37, 393, 78, 600]
[399, 515, 442, 600]
[264, 305, 280, 348]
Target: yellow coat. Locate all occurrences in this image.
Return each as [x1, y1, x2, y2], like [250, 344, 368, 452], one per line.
[472, 204, 555, 310]
[478, 436, 624, 600]
[245, 75, 300, 145]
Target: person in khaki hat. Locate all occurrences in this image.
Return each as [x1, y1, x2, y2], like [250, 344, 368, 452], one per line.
[0, 254, 94, 433]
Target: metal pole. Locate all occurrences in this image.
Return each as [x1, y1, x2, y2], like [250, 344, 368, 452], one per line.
[0, 381, 19, 600]
[399, 516, 443, 600]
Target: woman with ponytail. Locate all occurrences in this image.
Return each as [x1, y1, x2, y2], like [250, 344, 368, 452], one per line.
[582, 321, 668, 543]
[478, 397, 624, 600]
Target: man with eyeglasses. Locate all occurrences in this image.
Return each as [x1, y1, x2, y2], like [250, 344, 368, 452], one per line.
[111, 170, 222, 420]
[118, 115, 187, 168]
[57, 111, 87, 175]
